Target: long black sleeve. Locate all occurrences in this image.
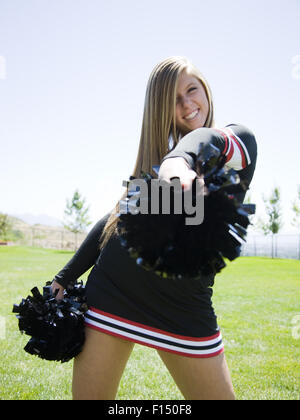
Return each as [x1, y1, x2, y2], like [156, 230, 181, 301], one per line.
[163, 124, 257, 202]
[53, 213, 110, 288]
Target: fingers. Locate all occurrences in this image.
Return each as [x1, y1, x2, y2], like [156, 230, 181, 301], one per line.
[158, 157, 188, 182]
[158, 158, 209, 196]
[181, 169, 197, 191]
[158, 157, 197, 191]
[194, 176, 209, 196]
[51, 281, 65, 301]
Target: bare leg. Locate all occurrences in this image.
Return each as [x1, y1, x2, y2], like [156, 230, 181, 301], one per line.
[157, 350, 235, 400]
[72, 327, 134, 400]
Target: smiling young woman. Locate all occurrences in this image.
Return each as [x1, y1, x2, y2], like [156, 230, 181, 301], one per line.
[175, 70, 210, 135]
[51, 56, 257, 400]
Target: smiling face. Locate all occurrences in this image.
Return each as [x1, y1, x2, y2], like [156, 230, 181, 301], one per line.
[175, 69, 209, 136]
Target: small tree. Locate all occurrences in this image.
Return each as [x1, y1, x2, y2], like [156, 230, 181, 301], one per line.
[260, 186, 283, 235]
[0, 213, 12, 240]
[259, 186, 283, 258]
[64, 190, 92, 234]
[291, 185, 300, 230]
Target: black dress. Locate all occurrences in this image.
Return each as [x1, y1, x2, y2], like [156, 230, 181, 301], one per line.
[54, 124, 257, 358]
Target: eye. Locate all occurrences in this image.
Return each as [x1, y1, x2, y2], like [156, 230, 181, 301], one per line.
[188, 86, 197, 93]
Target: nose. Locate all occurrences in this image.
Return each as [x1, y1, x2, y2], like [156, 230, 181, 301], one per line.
[180, 94, 192, 109]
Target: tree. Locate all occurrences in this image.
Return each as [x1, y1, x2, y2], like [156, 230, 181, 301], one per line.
[291, 185, 300, 229]
[257, 187, 283, 258]
[0, 213, 12, 240]
[63, 190, 92, 234]
[260, 186, 283, 235]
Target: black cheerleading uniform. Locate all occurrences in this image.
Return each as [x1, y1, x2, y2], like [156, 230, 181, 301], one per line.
[53, 124, 257, 358]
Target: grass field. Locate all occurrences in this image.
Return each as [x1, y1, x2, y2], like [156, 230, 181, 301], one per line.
[0, 246, 299, 400]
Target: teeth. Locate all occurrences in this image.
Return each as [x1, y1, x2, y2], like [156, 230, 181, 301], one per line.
[185, 110, 198, 120]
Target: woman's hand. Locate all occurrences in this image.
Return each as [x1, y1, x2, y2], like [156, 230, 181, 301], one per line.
[158, 157, 199, 191]
[51, 280, 65, 301]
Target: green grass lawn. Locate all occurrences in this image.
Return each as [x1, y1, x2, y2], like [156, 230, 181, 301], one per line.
[0, 246, 299, 400]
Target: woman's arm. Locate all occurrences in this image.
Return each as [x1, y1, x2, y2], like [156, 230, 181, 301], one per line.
[52, 213, 110, 291]
[160, 124, 257, 202]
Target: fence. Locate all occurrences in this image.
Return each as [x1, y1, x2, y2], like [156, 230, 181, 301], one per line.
[242, 233, 300, 260]
[3, 225, 300, 260]
[9, 226, 87, 251]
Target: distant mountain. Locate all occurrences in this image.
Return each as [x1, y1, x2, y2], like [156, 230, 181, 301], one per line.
[10, 213, 63, 227]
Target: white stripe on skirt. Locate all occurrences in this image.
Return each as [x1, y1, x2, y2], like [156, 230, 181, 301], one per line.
[85, 308, 224, 358]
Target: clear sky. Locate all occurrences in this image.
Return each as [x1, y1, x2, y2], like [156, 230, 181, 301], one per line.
[0, 0, 299, 232]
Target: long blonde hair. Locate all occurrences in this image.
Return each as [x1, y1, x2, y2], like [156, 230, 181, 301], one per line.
[100, 56, 214, 248]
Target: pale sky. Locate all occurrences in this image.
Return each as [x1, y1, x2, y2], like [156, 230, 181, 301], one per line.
[0, 0, 299, 232]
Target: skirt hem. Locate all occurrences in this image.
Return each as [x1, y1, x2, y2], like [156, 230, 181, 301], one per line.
[85, 307, 224, 359]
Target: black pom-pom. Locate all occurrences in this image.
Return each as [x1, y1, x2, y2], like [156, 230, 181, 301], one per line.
[117, 143, 255, 280]
[12, 280, 88, 363]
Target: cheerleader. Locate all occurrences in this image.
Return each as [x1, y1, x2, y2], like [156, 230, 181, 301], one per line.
[52, 56, 257, 400]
